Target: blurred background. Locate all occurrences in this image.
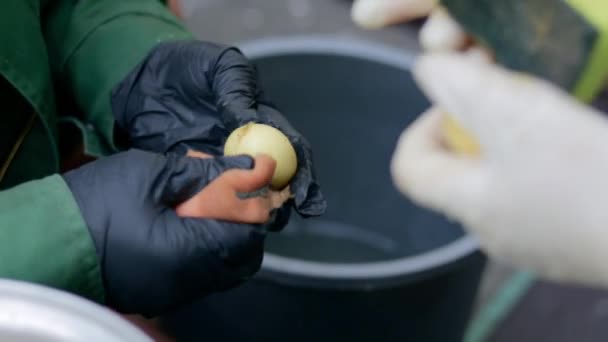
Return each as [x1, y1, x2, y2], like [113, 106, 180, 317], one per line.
[150, 1, 608, 341]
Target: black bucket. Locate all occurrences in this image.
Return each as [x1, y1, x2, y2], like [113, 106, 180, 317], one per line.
[163, 37, 486, 342]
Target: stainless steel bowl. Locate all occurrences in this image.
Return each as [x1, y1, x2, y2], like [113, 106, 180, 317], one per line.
[0, 279, 151, 342]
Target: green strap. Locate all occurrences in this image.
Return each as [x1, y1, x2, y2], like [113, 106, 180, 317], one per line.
[464, 271, 536, 342]
[0, 113, 36, 183]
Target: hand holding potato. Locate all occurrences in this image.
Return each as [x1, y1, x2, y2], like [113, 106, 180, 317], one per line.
[176, 152, 291, 224]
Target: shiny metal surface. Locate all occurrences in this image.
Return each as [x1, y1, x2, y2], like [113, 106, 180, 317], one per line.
[0, 279, 151, 342]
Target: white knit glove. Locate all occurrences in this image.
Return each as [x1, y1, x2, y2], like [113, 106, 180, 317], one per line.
[392, 52, 608, 288]
[351, 0, 467, 52]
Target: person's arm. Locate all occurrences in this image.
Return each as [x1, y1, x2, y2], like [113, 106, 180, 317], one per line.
[0, 175, 104, 302]
[43, 0, 193, 155]
[1, 147, 283, 316]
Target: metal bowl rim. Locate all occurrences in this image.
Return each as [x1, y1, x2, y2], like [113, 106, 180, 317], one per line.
[0, 279, 151, 341]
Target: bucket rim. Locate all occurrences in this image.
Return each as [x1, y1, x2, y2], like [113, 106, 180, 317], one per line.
[236, 35, 481, 285]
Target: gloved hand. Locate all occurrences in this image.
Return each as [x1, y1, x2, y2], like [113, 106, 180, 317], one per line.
[351, 0, 468, 52]
[63, 149, 273, 316]
[351, 0, 438, 28]
[391, 53, 608, 289]
[110, 40, 326, 219]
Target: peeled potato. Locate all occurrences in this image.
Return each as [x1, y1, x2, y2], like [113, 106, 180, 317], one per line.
[224, 123, 298, 190]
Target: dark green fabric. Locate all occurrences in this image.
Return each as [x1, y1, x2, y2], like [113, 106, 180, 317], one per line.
[0, 0, 191, 303]
[0, 1, 60, 174]
[0, 175, 104, 302]
[44, 0, 193, 156]
[0, 78, 55, 191]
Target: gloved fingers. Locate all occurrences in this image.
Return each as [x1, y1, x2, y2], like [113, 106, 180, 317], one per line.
[351, 0, 438, 29]
[149, 213, 265, 307]
[220, 154, 276, 193]
[419, 7, 468, 52]
[233, 92, 327, 217]
[289, 152, 327, 217]
[212, 47, 260, 121]
[391, 107, 488, 222]
[179, 216, 265, 281]
[158, 153, 254, 205]
[253, 103, 300, 136]
[412, 52, 581, 154]
[265, 205, 292, 232]
[175, 155, 278, 224]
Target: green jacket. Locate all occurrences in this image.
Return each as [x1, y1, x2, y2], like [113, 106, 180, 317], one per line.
[0, 0, 192, 303]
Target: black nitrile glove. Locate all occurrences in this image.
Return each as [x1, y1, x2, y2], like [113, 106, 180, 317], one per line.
[63, 149, 265, 316]
[111, 40, 326, 219]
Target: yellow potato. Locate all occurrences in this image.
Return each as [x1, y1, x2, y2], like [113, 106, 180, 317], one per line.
[224, 123, 298, 190]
